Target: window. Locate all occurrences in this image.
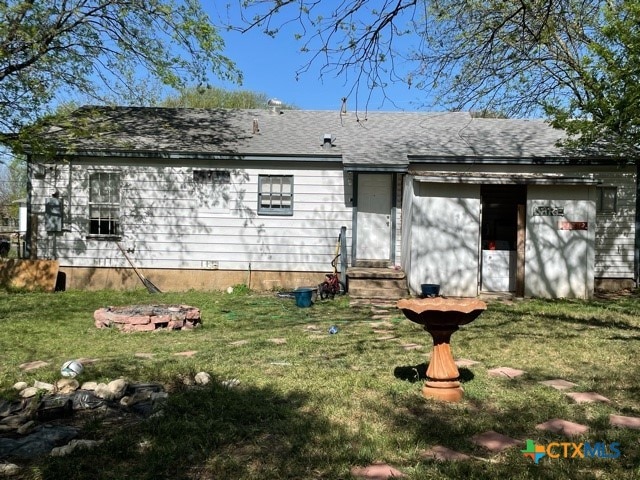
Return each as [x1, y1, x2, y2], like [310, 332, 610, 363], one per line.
[596, 186, 617, 214]
[89, 172, 120, 236]
[258, 175, 293, 215]
[193, 170, 230, 184]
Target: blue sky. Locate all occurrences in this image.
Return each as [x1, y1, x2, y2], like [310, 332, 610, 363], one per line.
[210, 3, 428, 112]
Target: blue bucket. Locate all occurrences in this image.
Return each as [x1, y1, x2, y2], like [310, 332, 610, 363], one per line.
[421, 284, 440, 297]
[293, 288, 314, 308]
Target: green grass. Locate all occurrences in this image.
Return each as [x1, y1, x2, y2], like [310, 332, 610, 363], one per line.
[0, 289, 639, 479]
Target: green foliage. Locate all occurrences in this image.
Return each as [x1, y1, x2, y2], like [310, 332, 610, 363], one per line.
[547, 0, 640, 159]
[0, 0, 241, 136]
[0, 290, 639, 478]
[161, 86, 270, 109]
[239, 0, 640, 158]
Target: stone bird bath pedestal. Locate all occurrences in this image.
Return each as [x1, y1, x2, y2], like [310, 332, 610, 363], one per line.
[397, 297, 487, 402]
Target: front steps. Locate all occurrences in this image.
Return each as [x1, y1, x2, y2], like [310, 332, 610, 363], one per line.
[347, 267, 409, 306]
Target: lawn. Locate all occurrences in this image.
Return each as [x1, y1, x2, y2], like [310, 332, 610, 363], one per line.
[0, 288, 639, 479]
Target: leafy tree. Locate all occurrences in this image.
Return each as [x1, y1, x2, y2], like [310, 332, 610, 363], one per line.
[0, 0, 241, 139]
[233, 0, 638, 158]
[0, 154, 26, 220]
[160, 86, 293, 109]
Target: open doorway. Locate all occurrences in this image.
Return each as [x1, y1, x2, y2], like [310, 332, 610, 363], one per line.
[480, 185, 526, 293]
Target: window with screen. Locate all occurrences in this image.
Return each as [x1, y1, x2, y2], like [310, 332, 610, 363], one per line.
[258, 175, 293, 215]
[89, 172, 121, 236]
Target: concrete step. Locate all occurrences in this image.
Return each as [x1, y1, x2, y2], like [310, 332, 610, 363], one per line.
[348, 286, 409, 299]
[347, 267, 406, 280]
[348, 278, 408, 290]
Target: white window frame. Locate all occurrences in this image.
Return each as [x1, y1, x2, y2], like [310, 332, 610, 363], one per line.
[258, 175, 293, 215]
[88, 172, 121, 237]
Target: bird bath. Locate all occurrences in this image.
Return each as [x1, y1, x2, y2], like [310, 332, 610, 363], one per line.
[397, 297, 487, 402]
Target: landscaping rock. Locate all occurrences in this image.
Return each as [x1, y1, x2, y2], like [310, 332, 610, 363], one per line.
[94, 379, 127, 401]
[56, 379, 80, 394]
[12, 382, 28, 392]
[194, 372, 211, 385]
[33, 381, 55, 393]
[0, 400, 21, 418]
[50, 439, 103, 457]
[0, 415, 28, 429]
[0, 462, 21, 476]
[16, 421, 36, 436]
[19, 387, 38, 399]
[80, 381, 98, 391]
[120, 391, 151, 408]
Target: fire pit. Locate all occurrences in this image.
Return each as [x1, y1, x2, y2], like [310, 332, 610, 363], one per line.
[94, 304, 201, 332]
[396, 297, 486, 402]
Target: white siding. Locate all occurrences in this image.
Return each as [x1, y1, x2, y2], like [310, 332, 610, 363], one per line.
[593, 170, 635, 278]
[525, 185, 595, 298]
[409, 182, 481, 297]
[408, 163, 636, 281]
[32, 159, 353, 272]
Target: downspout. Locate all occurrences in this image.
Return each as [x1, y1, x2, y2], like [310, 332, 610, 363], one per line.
[635, 160, 640, 287]
[25, 155, 33, 259]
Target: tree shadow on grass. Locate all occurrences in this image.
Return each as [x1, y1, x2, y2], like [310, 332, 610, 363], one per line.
[374, 387, 639, 480]
[393, 363, 475, 383]
[37, 381, 358, 480]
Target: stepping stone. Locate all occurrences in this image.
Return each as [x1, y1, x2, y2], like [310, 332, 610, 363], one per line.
[420, 445, 471, 461]
[400, 343, 423, 351]
[488, 367, 526, 378]
[471, 431, 521, 452]
[566, 392, 610, 404]
[610, 414, 640, 430]
[536, 418, 589, 436]
[539, 379, 577, 390]
[370, 321, 394, 329]
[376, 335, 398, 341]
[76, 358, 100, 365]
[134, 353, 155, 359]
[373, 330, 395, 335]
[455, 358, 480, 368]
[372, 315, 393, 320]
[268, 338, 287, 345]
[19, 361, 49, 372]
[173, 351, 197, 357]
[350, 462, 406, 479]
[229, 340, 249, 346]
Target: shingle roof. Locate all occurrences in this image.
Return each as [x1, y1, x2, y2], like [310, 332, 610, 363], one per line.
[41, 106, 566, 166]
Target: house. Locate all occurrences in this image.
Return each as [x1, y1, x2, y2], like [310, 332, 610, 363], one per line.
[23, 106, 637, 298]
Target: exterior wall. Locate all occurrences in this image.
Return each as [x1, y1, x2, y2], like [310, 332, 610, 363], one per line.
[593, 168, 636, 280]
[30, 157, 353, 290]
[406, 163, 636, 297]
[393, 174, 403, 267]
[525, 185, 596, 298]
[56, 267, 327, 292]
[408, 163, 636, 284]
[408, 181, 481, 297]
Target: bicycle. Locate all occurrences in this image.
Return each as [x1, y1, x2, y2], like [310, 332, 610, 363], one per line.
[319, 253, 347, 299]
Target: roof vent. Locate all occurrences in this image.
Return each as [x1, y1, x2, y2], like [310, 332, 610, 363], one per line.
[323, 134, 334, 150]
[267, 98, 283, 114]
